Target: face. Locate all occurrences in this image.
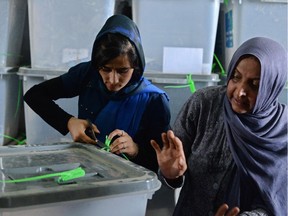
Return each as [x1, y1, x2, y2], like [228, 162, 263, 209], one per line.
[227, 56, 261, 114]
[99, 55, 134, 92]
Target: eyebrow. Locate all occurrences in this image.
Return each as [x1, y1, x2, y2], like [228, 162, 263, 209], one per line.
[234, 69, 260, 80]
[103, 66, 131, 70]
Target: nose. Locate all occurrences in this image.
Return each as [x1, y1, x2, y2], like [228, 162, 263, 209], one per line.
[238, 84, 247, 97]
[108, 70, 119, 83]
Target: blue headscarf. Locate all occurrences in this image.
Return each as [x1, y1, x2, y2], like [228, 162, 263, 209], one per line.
[63, 15, 168, 143]
[224, 37, 287, 215]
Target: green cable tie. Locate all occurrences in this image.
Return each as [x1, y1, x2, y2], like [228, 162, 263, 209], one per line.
[121, 152, 129, 161]
[0, 134, 26, 145]
[0, 167, 85, 184]
[214, 53, 226, 75]
[164, 84, 190, 89]
[103, 135, 129, 160]
[164, 74, 196, 93]
[187, 74, 196, 93]
[0, 52, 23, 57]
[103, 135, 111, 152]
[212, 62, 216, 72]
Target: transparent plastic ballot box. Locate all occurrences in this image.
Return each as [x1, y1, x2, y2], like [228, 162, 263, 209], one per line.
[132, 0, 221, 74]
[0, 143, 161, 216]
[0, 67, 21, 145]
[222, 0, 288, 69]
[28, 0, 115, 70]
[18, 67, 78, 145]
[145, 72, 220, 125]
[0, 0, 27, 67]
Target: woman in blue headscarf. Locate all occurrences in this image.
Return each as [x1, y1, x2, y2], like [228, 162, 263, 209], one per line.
[24, 15, 171, 172]
[151, 37, 287, 215]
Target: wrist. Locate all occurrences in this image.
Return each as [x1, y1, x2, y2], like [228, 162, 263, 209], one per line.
[129, 142, 139, 158]
[158, 169, 184, 189]
[67, 116, 76, 130]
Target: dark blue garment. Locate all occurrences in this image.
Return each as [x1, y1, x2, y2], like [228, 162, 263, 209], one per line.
[94, 79, 166, 142]
[61, 62, 168, 143]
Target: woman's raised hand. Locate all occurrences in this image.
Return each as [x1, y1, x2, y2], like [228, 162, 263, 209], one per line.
[151, 130, 187, 179]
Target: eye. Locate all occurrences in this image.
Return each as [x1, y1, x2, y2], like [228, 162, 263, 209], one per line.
[250, 79, 260, 90]
[117, 68, 131, 74]
[99, 66, 112, 73]
[231, 72, 241, 82]
[99, 66, 132, 74]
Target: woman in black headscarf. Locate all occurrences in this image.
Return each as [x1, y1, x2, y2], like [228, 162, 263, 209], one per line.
[24, 15, 171, 173]
[151, 37, 287, 215]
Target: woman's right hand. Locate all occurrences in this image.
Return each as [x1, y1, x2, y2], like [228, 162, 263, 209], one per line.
[150, 130, 187, 179]
[67, 117, 99, 144]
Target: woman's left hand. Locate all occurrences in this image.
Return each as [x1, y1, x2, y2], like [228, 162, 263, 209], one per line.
[109, 129, 138, 158]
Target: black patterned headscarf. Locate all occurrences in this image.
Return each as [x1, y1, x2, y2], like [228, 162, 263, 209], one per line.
[224, 37, 287, 215]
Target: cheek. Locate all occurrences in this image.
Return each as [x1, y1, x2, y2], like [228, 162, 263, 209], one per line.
[121, 73, 133, 83]
[249, 93, 258, 108]
[226, 81, 234, 99]
[120, 76, 131, 84]
[99, 72, 108, 81]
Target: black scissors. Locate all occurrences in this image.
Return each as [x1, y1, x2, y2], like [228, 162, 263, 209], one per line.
[85, 119, 106, 148]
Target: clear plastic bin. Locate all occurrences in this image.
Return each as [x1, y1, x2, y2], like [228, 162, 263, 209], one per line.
[0, 68, 21, 145]
[222, 0, 288, 69]
[145, 72, 220, 124]
[28, 0, 115, 70]
[132, 0, 221, 74]
[0, 0, 27, 67]
[0, 143, 161, 216]
[18, 67, 78, 145]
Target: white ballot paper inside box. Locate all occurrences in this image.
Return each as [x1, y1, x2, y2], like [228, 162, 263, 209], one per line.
[163, 47, 203, 74]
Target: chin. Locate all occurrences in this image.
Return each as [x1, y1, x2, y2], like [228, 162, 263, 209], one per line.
[231, 104, 249, 114]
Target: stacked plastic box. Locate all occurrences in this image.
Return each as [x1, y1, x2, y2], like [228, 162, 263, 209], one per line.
[19, 68, 79, 145]
[21, 0, 115, 145]
[132, 0, 221, 74]
[0, 0, 27, 67]
[28, 0, 115, 69]
[0, 68, 22, 145]
[222, 0, 288, 69]
[0, 0, 28, 145]
[0, 143, 161, 216]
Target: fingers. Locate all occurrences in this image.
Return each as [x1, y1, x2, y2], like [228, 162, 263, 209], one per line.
[215, 204, 240, 216]
[91, 124, 100, 134]
[226, 207, 240, 216]
[166, 130, 180, 150]
[68, 118, 100, 144]
[112, 142, 126, 153]
[109, 130, 135, 156]
[161, 130, 175, 150]
[107, 129, 125, 140]
[151, 130, 182, 152]
[150, 139, 162, 154]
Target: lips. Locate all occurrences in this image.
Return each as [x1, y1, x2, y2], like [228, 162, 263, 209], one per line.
[107, 84, 121, 92]
[233, 97, 248, 108]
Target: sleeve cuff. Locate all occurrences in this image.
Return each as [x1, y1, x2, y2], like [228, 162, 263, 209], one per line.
[158, 169, 184, 189]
